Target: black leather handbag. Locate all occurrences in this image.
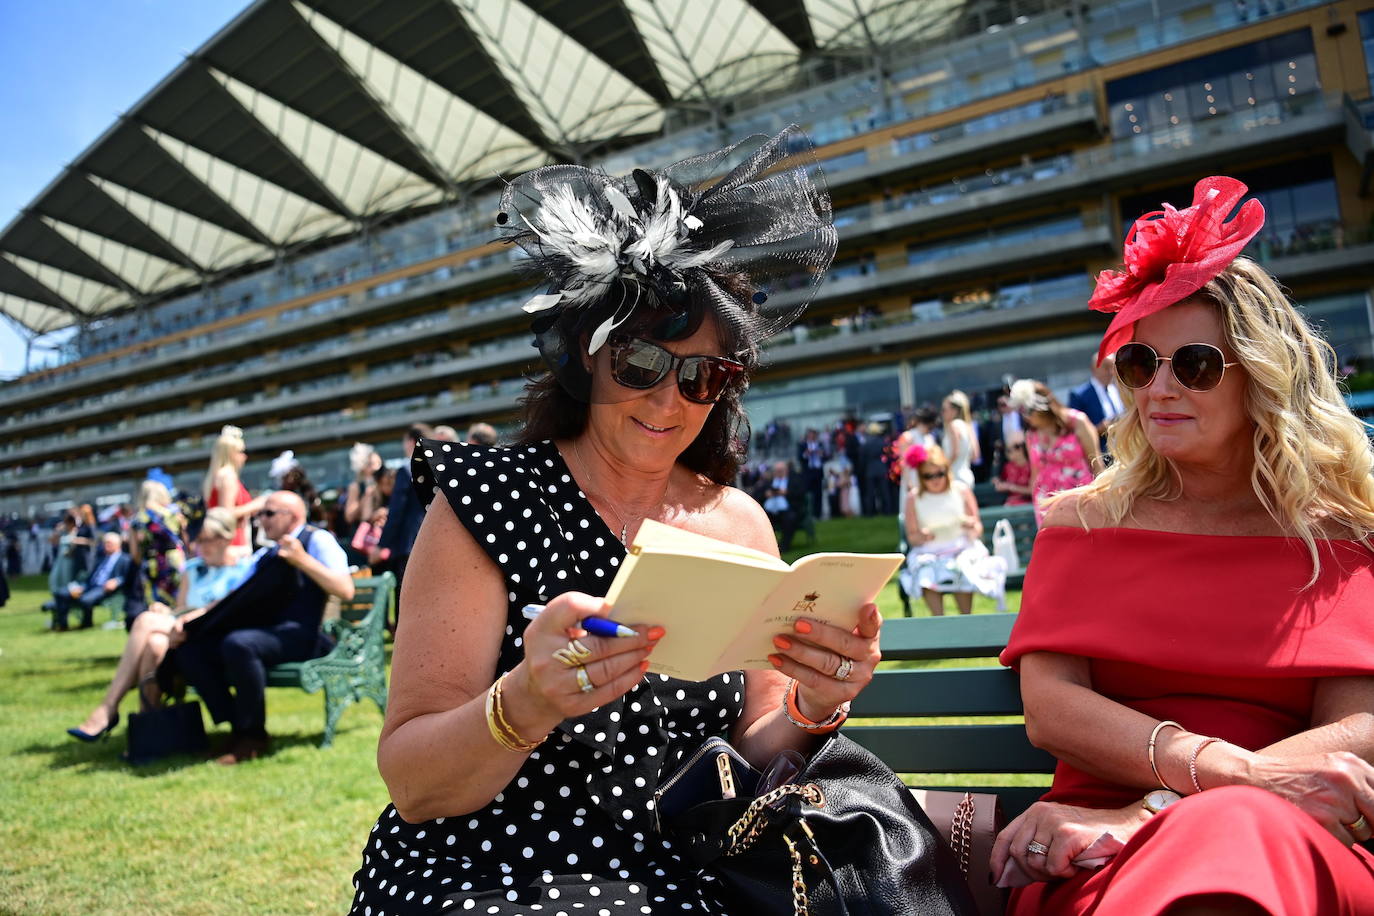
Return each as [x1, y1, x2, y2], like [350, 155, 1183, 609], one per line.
[657, 734, 977, 916]
[125, 701, 209, 765]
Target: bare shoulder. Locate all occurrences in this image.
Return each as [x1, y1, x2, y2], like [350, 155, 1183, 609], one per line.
[681, 474, 778, 557]
[1039, 489, 1109, 531]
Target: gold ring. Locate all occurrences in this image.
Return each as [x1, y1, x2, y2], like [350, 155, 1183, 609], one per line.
[1345, 813, 1369, 834]
[1026, 840, 1049, 856]
[575, 665, 595, 693]
[552, 639, 593, 668]
[834, 658, 854, 681]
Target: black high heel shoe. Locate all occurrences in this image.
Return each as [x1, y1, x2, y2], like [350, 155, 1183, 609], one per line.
[68, 712, 119, 742]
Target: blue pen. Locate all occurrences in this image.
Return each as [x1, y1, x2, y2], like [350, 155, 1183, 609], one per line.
[521, 604, 637, 638]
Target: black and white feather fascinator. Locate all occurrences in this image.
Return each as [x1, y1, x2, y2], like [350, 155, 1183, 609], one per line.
[498, 126, 837, 400]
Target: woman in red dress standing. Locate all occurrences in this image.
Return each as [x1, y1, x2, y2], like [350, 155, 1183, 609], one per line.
[993, 177, 1374, 915]
[202, 425, 265, 561]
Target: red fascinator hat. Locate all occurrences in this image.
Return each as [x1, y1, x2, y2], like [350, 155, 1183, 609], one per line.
[1090, 176, 1265, 364]
[902, 443, 930, 469]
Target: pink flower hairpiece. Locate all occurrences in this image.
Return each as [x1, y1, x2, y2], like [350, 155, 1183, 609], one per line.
[1090, 176, 1264, 364]
[902, 443, 930, 469]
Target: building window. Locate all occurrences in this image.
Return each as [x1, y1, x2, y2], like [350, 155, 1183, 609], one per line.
[1360, 10, 1374, 94]
[1118, 157, 1342, 262]
[1106, 29, 1320, 137]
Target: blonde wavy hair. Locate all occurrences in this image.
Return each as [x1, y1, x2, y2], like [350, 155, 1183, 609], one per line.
[943, 390, 972, 424]
[203, 425, 246, 502]
[1067, 257, 1374, 581]
[199, 507, 238, 541]
[135, 479, 171, 514]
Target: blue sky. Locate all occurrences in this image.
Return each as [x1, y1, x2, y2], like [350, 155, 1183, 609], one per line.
[0, 0, 248, 379]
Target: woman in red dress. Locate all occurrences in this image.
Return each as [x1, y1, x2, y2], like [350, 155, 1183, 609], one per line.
[993, 177, 1374, 915]
[202, 425, 265, 561]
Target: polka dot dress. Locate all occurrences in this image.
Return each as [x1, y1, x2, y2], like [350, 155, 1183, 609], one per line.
[350, 440, 745, 915]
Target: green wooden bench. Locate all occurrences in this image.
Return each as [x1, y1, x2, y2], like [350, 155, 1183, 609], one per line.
[848, 612, 1055, 821]
[266, 572, 392, 748]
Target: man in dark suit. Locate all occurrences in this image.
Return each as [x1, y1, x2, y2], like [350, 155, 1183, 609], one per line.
[1068, 353, 1125, 457]
[755, 460, 806, 551]
[51, 532, 131, 630]
[168, 490, 353, 764]
[796, 429, 828, 519]
[374, 422, 433, 627]
[859, 423, 891, 516]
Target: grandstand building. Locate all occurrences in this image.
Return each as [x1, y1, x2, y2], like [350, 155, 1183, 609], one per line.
[2, 0, 1373, 517]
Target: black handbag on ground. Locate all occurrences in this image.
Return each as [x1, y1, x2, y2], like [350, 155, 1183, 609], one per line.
[125, 701, 209, 765]
[657, 734, 977, 916]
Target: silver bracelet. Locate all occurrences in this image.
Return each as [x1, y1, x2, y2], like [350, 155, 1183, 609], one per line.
[781, 679, 849, 730]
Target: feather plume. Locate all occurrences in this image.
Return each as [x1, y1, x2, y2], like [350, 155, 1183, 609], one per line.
[522, 292, 564, 313]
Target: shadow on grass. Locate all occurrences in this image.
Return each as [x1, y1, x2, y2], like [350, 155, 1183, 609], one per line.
[17, 726, 331, 775]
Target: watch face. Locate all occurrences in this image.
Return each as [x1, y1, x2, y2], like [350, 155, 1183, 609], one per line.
[1144, 789, 1182, 813]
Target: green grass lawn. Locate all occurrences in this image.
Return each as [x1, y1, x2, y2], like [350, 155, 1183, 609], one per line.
[0, 573, 390, 914]
[0, 516, 1026, 912]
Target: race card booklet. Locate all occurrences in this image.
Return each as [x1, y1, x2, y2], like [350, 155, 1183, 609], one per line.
[604, 519, 902, 681]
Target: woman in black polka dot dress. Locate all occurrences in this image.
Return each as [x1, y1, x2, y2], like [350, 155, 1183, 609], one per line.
[349, 128, 885, 915]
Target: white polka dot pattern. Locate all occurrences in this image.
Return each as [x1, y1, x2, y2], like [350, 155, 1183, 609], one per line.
[349, 440, 743, 914]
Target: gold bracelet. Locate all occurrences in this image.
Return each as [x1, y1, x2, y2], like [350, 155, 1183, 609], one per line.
[493, 673, 545, 752]
[492, 674, 542, 750]
[485, 673, 545, 753]
[1148, 720, 1183, 790]
[1188, 736, 1222, 794]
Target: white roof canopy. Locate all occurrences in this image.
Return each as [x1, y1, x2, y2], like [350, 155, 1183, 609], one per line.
[1, 0, 1012, 334]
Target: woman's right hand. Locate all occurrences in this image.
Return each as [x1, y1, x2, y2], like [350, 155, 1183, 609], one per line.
[503, 591, 661, 739]
[1244, 750, 1374, 844]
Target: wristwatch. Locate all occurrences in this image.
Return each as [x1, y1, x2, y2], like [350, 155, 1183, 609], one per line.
[1142, 789, 1182, 814]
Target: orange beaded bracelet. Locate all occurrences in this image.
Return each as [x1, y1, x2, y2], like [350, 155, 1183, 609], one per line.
[782, 678, 849, 734]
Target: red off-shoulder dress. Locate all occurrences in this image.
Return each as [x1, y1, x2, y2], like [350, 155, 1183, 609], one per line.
[1000, 527, 1374, 916]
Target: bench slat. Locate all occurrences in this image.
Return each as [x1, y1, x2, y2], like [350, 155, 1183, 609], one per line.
[851, 667, 1023, 717]
[879, 614, 1017, 661]
[911, 785, 1047, 822]
[848, 724, 1057, 773]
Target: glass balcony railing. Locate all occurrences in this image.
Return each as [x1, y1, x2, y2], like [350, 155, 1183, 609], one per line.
[0, 375, 530, 484]
[0, 332, 539, 464]
[766, 275, 1096, 351]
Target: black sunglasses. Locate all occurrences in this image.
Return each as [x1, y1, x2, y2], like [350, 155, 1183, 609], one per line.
[609, 337, 745, 404]
[254, 509, 281, 519]
[920, 470, 948, 481]
[1114, 342, 1239, 393]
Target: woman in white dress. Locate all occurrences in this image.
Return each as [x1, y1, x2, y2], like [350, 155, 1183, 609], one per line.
[941, 389, 980, 487]
[900, 443, 1006, 615]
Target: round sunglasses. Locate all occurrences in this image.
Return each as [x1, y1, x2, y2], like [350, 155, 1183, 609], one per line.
[609, 337, 744, 404]
[1114, 342, 1239, 393]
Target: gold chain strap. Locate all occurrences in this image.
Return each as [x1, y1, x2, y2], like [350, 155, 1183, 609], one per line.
[949, 793, 975, 877]
[723, 784, 826, 916]
[783, 832, 809, 916]
[724, 783, 826, 855]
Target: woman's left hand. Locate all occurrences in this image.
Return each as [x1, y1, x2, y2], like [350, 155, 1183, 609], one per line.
[991, 800, 1150, 885]
[768, 603, 883, 721]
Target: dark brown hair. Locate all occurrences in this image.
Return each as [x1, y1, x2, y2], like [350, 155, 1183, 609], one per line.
[516, 273, 758, 485]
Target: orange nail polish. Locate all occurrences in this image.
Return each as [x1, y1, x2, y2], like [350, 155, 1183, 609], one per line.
[794, 620, 813, 634]
[772, 635, 792, 650]
[640, 659, 651, 673]
[767, 654, 783, 668]
[647, 626, 666, 641]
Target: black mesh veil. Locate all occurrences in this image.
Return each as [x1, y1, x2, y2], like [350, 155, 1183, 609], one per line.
[498, 126, 837, 402]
